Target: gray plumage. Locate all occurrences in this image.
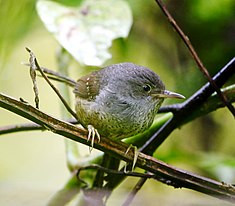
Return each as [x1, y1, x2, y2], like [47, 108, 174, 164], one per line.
[74, 62, 183, 139]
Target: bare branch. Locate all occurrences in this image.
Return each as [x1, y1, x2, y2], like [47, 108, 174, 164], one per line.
[1, 84, 234, 136]
[26, 47, 78, 120]
[23, 63, 76, 87]
[155, 0, 235, 117]
[141, 57, 235, 154]
[0, 92, 235, 203]
[0, 119, 77, 135]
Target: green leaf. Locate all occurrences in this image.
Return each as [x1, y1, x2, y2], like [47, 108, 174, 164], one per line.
[36, 0, 133, 66]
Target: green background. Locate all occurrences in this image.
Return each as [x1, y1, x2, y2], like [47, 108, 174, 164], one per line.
[0, 0, 234, 205]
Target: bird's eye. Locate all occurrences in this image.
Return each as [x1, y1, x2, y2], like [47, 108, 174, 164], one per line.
[143, 84, 151, 93]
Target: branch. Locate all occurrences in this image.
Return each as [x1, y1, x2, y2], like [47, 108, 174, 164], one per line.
[102, 58, 235, 201]
[1, 83, 234, 137]
[26, 47, 78, 120]
[23, 63, 76, 87]
[155, 0, 235, 117]
[0, 93, 235, 202]
[140, 57, 235, 154]
[0, 119, 77, 135]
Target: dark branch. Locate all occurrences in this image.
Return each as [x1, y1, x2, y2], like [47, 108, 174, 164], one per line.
[103, 58, 235, 203]
[0, 119, 78, 135]
[0, 93, 235, 203]
[122, 173, 148, 206]
[155, 0, 235, 117]
[140, 57, 235, 155]
[77, 164, 154, 187]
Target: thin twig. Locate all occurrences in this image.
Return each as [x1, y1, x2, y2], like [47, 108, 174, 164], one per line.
[0, 119, 78, 135]
[103, 57, 235, 201]
[77, 164, 154, 187]
[125, 56, 235, 205]
[1, 83, 235, 138]
[56, 47, 80, 173]
[25, 47, 78, 120]
[159, 84, 235, 117]
[155, 0, 235, 117]
[23, 63, 76, 87]
[1, 93, 235, 203]
[122, 175, 148, 206]
[141, 57, 235, 154]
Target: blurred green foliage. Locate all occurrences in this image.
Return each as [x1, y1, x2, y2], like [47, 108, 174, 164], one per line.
[0, 0, 36, 68]
[1, 0, 234, 77]
[168, 0, 235, 73]
[0, 0, 234, 204]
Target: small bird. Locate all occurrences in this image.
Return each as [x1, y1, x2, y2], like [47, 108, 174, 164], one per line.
[74, 63, 184, 146]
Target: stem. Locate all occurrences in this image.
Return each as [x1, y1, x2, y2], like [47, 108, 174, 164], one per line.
[102, 58, 235, 201]
[26, 47, 78, 120]
[141, 57, 235, 155]
[0, 93, 235, 203]
[155, 0, 235, 117]
[56, 47, 80, 172]
[122, 175, 148, 206]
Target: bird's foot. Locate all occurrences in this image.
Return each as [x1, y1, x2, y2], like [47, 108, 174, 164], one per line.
[87, 125, 100, 152]
[124, 144, 139, 172]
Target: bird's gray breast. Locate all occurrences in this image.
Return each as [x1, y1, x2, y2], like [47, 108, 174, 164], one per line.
[93, 88, 160, 138]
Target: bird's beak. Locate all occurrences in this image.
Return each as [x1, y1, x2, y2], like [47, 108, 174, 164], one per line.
[151, 90, 185, 99]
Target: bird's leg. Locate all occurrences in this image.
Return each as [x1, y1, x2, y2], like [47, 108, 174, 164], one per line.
[124, 144, 139, 172]
[87, 125, 100, 151]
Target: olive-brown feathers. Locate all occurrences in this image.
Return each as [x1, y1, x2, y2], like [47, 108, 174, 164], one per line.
[74, 72, 100, 101]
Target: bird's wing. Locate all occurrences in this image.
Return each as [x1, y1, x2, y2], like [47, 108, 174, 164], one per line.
[73, 71, 100, 101]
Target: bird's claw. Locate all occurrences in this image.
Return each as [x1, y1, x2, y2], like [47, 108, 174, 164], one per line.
[124, 144, 139, 172]
[87, 125, 100, 151]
